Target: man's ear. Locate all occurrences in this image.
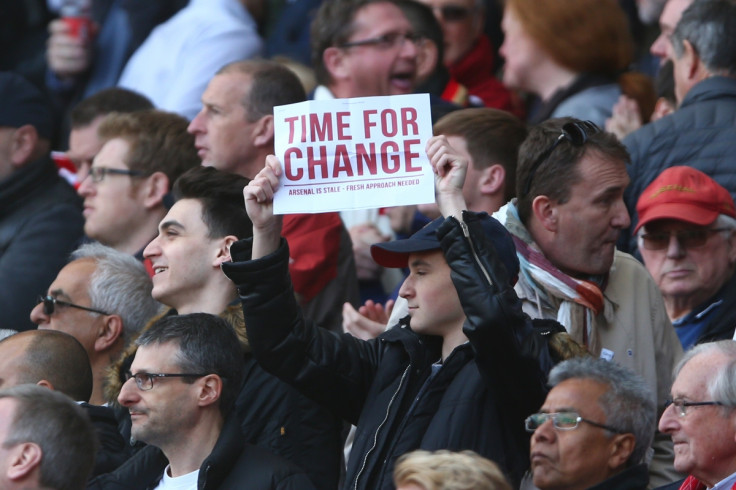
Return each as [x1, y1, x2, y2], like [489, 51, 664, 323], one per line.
[252, 115, 274, 148]
[213, 236, 238, 267]
[197, 374, 222, 408]
[323, 46, 349, 82]
[531, 195, 558, 232]
[95, 314, 124, 353]
[9, 125, 38, 167]
[480, 164, 506, 196]
[141, 172, 170, 209]
[607, 433, 635, 470]
[6, 442, 43, 482]
[35, 380, 54, 391]
[683, 40, 699, 79]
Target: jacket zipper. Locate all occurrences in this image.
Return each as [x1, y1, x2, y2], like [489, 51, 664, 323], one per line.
[459, 218, 493, 287]
[352, 364, 411, 490]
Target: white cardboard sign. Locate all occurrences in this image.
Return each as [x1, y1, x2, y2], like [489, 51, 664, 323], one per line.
[272, 94, 435, 215]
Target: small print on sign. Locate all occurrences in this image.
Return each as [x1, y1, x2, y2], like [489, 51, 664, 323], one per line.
[272, 94, 434, 215]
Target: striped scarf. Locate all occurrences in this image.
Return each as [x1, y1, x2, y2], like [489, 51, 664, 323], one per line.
[495, 202, 613, 355]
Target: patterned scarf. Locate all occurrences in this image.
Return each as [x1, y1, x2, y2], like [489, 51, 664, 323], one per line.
[494, 202, 614, 355]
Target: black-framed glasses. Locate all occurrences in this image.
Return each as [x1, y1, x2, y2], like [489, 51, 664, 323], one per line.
[38, 295, 109, 316]
[339, 31, 421, 50]
[522, 120, 600, 197]
[525, 411, 624, 434]
[85, 166, 145, 183]
[639, 228, 729, 251]
[125, 371, 210, 391]
[432, 4, 473, 22]
[665, 398, 725, 417]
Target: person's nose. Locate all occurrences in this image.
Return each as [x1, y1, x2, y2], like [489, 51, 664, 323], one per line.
[659, 401, 679, 434]
[188, 110, 206, 135]
[30, 300, 49, 325]
[118, 377, 140, 407]
[143, 235, 162, 260]
[665, 233, 686, 259]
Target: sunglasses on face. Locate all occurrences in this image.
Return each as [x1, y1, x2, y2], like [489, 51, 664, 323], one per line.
[639, 228, 728, 250]
[37, 295, 109, 316]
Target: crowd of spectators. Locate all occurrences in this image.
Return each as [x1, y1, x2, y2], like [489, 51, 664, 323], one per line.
[2, 0, 736, 489]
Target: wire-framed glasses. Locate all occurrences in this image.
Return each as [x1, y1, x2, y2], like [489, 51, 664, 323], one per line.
[525, 411, 624, 433]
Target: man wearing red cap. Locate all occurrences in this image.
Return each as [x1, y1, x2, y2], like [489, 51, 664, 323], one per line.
[636, 166, 736, 349]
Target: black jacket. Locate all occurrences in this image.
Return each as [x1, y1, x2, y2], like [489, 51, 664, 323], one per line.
[588, 464, 650, 490]
[692, 270, 736, 345]
[0, 157, 83, 331]
[222, 212, 550, 490]
[82, 403, 132, 476]
[87, 412, 316, 490]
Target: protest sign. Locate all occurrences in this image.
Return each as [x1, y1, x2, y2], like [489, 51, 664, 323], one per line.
[272, 94, 434, 215]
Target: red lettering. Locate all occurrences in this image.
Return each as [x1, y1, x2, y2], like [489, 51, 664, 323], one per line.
[381, 109, 398, 137]
[363, 110, 378, 138]
[285, 116, 299, 144]
[307, 146, 328, 180]
[284, 147, 303, 180]
[355, 143, 377, 176]
[300, 114, 306, 142]
[333, 145, 354, 177]
[404, 139, 421, 172]
[309, 113, 333, 141]
[336, 112, 351, 140]
[380, 141, 401, 173]
[401, 108, 418, 135]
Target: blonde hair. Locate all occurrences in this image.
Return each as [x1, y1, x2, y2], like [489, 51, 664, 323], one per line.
[394, 450, 512, 490]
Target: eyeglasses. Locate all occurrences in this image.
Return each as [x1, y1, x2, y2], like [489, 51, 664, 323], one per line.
[522, 120, 600, 197]
[38, 295, 109, 316]
[665, 398, 725, 417]
[125, 371, 210, 391]
[432, 5, 472, 22]
[85, 166, 145, 183]
[525, 411, 624, 434]
[639, 228, 729, 251]
[339, 31, 422, 50]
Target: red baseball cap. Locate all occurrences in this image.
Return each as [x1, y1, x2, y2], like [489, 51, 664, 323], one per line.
[635, 166, 736, 233]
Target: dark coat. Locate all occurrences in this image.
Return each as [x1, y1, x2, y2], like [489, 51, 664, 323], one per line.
[692, 270, 736, 345]
[222, 212, 551, 490]
[0, 157, 84, 331]
[588, 464, 650, 490]
[621, 76, 736, 255]
[86, 413, 316, 490]
[82, 403, 132, 476]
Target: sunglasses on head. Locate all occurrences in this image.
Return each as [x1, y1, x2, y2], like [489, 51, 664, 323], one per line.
[522, 120, 600, 197]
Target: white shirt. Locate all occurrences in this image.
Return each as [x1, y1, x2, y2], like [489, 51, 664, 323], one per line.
[153, 465, 199, 490]
[711, 471, 736, 490]
[118, 0, 263, 120]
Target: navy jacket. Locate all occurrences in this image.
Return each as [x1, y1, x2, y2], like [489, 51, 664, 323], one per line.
[621, 76, 736, 255]
[222, 212, 550, 490]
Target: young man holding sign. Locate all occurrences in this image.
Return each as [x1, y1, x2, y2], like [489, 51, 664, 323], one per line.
[222, 140, 558, 489]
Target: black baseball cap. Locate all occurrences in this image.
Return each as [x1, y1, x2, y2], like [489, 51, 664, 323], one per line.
[371, 214, 519, 284]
